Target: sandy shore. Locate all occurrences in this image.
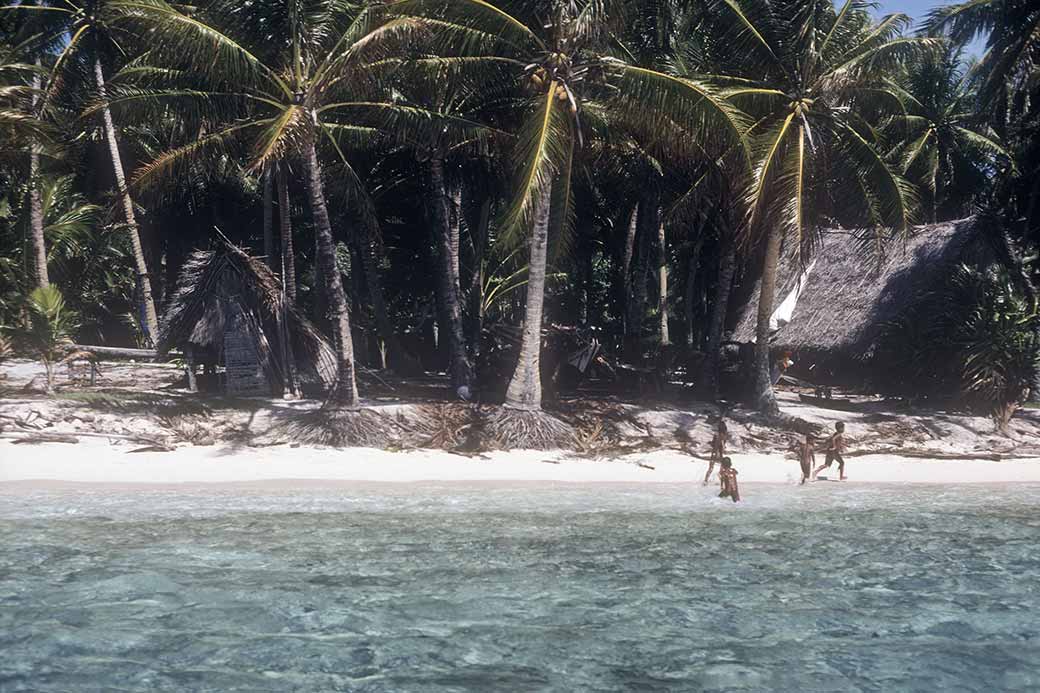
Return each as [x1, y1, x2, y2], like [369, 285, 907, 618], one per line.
[2, 438, 1040, 486]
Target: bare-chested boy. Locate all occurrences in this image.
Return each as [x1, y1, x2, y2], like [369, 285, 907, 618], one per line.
[718, 457, 740, 502]
[793, 433, 815, 485]
[704, 420, 728, 485]
[812, 422, 847, 481]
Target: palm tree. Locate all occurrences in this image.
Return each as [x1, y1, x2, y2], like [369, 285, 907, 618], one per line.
[112, 0, 486, 410]
[928, 1, 1039, 401]
[0, 36, 51, 289]
[371, 54, 507, 397]
[2, 0, 162, 343]
[24, 284, 78, 392]
[882, 45, 1007, 221]
[926, 0, 1039, 104]
[705, 0, 936, 413]
[399, 0, 745, 444]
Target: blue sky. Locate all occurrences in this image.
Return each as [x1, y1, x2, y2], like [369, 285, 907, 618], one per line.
[873, 1, 987, 55]
[875, 0, 941, 27]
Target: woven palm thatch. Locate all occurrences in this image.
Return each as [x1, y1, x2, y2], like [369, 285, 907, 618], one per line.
[732, 217, 986, 360]
[157, 240, 336, 391]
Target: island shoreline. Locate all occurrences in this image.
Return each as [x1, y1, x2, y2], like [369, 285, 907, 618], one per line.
[3, 438, 1040, 487]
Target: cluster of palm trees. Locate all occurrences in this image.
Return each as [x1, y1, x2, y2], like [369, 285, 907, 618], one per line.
[1, 0, 1036, 435]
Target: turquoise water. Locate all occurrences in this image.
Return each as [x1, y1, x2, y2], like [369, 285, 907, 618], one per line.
[2, 483, 1039, 691]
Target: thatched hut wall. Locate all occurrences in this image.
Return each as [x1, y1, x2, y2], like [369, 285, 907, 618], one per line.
[731, 217, 990, 383]
[157, 241, 336, 393]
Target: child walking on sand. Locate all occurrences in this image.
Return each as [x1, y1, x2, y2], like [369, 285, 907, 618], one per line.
[718, 458, 740, 502]
[705, 420, 728, 485]
[812, 422, 847, 481]
[794, 433, 815, 485]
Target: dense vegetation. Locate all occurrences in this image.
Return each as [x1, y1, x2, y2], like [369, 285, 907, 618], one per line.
[1, 0, 1037, 439]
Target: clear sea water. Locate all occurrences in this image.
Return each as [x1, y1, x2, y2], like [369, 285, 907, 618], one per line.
[1, 483, 1038, 692]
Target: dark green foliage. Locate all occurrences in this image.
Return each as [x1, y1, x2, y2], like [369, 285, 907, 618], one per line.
[884, 264, 1038, 428]
[0, 0, 1035, 419]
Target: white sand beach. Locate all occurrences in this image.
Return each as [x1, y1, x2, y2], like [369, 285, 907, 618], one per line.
[3, 438, 1040, 486]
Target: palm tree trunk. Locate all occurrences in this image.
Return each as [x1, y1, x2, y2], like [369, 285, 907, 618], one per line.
[313, 229, 327, 326]
[449, 174, 462, 297]
[625, 193, 656, 361]
[504, 186, 552, 411]
[348, 240, 371, 366]
[467, 196, 490, 357]
[428, 157, 473, 396]
[752, 226, 782, 414]
[698, 238, 736, 398]
[657, 216, 669, 346]
[611, 204, 635, 344]
[276, 163, 296, 303]
[28, 67, 48, 288]
[301, 133, 359, 407]
[93, 57, 159, 344]
[621, 205, 637, 337]
[684, 234, 705, 348]
[262, 164, 274, 270]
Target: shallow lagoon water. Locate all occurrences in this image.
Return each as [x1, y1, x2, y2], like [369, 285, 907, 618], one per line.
[2, 483, 1039, 692]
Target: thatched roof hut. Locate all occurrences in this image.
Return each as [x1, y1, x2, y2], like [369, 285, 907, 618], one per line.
[158, 240, 336, 395]
[731, 217, 989, 373]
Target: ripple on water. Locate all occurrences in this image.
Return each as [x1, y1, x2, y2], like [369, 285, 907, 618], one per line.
[1, 483, 1039, 691]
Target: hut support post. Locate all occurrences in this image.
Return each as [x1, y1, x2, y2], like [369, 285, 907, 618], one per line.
[185, 345, 198, 393]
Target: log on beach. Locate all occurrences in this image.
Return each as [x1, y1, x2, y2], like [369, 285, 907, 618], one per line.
[845, 448, 1031, 461]
[1, 430, 174, 450]
[63, 344, 163, 360]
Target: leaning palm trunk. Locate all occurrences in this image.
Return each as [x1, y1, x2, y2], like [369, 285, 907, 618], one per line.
[28, 68, 49, 288]
[503, 188, 552, 411]
[262, 164, 274, 270]
[752, 226, 782, 414]
[428, 158, 473, 396]
[489, 184, 574, 449]
[276, 163, 296, 303]
[28, 152, 48, 287]
[93, 57, 159, 344]
[302, 133, 359, 407]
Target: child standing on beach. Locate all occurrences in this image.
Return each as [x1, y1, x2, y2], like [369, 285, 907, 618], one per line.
[812, 422, 847, 480]
[705, 420, 728, 485]
[794, 433, 815, 485]
[718, 458, 740, 502]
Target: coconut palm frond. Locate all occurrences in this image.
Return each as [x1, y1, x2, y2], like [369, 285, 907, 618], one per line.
[498, 84, 571, 246]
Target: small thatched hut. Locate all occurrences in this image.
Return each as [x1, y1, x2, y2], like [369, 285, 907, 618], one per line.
[731, 217, 991, 385]
[158, 240, 336, 396]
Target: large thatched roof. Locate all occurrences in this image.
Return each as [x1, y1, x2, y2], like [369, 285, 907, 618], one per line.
[732, 217, 986, 358]
[158, 240, 336, 389]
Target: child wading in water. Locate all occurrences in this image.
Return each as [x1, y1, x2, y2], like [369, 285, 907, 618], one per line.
[794, 433, 815, 485]
[812, 422, 847, 480]
[704, 420, 728, 485]
[718, 458, 740, 502]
